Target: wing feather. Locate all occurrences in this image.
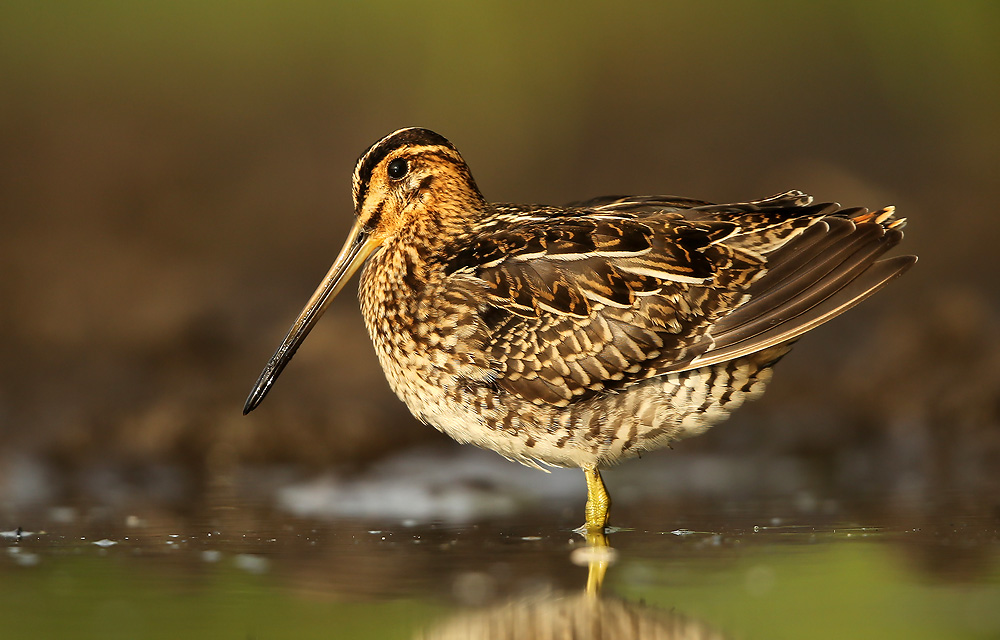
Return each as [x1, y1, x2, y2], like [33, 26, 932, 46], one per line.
[442, 192, 914, 406]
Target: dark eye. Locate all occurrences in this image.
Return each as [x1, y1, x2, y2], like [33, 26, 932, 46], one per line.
[387, 158, 409, 180]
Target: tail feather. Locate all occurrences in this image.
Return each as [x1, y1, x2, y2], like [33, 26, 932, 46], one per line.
[666, 210, 915, 373]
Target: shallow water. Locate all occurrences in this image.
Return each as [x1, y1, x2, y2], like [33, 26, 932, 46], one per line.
[3, 485, 999, 640]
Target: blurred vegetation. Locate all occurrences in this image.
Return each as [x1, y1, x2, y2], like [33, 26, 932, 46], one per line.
[0, 1, 998, 503]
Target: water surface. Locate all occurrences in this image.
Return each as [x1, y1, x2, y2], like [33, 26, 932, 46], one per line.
[3, 486, 998, 639]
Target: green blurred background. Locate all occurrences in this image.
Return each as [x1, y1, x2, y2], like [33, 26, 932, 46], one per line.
[1, 1, 998, 505]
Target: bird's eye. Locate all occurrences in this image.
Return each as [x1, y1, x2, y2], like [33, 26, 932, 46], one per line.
[387, 158, 409, 180]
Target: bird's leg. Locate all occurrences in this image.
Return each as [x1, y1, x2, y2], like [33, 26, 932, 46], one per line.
[579, 468, 614, 596]
[583, 467, 611, 532]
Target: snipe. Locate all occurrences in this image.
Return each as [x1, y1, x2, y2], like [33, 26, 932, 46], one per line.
[244, 127, 915, 533]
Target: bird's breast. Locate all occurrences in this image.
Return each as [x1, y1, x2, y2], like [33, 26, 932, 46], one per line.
[358, 242, 493, 420]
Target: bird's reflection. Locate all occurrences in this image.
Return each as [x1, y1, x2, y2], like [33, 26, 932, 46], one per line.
[576, 529, 616, 596]
[416, 530, 730, 640]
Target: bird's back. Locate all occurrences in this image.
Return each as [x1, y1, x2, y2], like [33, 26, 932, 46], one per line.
[360, 190, 913, 468]
[438, 190, 911, 408]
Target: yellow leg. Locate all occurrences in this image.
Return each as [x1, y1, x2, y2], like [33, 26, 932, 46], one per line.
[583, 467, 611, 532]
[573, 472, 615, 596]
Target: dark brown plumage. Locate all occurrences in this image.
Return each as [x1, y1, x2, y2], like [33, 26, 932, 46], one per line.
[245, 127, 916, 532]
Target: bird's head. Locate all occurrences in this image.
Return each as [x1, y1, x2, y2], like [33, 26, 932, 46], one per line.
[243, 128, 482, 413]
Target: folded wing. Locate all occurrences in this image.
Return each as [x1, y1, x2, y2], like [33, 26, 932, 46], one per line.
[443, 191, 915, 407]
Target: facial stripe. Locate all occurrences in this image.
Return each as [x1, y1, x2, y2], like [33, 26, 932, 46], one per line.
[352, 128, 457, 209]
[364, 200, 385, 232]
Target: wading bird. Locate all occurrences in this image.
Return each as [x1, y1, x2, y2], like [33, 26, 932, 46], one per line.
[244, 127, 915, 534]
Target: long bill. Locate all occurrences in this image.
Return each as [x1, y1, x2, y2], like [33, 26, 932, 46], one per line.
[243, 219, 379, 414]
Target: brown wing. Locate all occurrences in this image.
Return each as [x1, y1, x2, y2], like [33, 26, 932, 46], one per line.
[444, 191, 914, 407]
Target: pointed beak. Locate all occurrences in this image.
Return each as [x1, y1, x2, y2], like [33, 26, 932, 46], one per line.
[243, 219, 379, 414]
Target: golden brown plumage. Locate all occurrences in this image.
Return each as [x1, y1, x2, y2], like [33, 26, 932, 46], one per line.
[244, 127, 915, 532]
